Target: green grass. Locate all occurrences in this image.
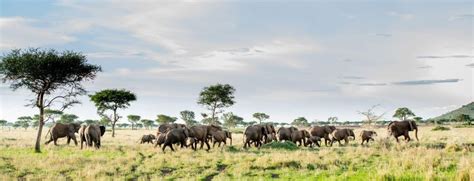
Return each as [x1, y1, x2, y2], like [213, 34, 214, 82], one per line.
[0, 127, 473, 180]
[432, 126, 451, 131]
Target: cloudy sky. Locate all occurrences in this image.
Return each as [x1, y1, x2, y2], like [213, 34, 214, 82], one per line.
[0, 0, 472, 124]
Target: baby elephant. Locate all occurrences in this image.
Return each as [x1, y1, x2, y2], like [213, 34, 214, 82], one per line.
[305, 136, 322, 148]
[140, 134, 156, 144]
[360, 130, 377, 145]
[331, 129, 355, 146]
[212, 130, 232, 147]
[291, 130, 310, 146]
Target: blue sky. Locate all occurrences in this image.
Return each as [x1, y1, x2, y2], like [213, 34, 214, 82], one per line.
[0, 0, 472, 123]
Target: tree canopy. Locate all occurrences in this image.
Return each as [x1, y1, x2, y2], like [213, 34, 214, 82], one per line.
[180, 110, 198, 126]
[0, 48, 101, 152]
[393, 107, 416, 120]
[197, 83, 235, 124]
[222, 112, 244, 128]
[156, 114, 177, 125]
[58, 114, 79, 124]
[253, 112, 269, 124]
[291, 117, 310, 127]
[127, 115, 141, 130]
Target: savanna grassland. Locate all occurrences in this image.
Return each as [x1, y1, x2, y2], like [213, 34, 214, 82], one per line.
[0, 126, 473, 180]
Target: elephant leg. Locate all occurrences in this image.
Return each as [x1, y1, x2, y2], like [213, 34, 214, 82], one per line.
[344, 138, 348, 145]
[361, 140, 364, 145]
[67, 136, 71, 145]
[205, 140, 211, 150]
[170, 144, 175, 151]
[45, 138, 53, 145]
[213, 141, 217, 148]
[218, 142, 222, 147]
[71, 135, 78, 146]
[200, 140, 204, 149]
[395, 136, 400, 143]
[162, 144, 167, 152]
[405, 132, 411, 142]
[54, 137, 59, 146]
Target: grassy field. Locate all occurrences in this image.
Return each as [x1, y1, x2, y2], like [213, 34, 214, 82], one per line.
[0, 126, 473, 180]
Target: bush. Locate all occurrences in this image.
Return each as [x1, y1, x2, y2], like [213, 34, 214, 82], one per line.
[261, 141, 299, 151]
[432, 126, 450, 131]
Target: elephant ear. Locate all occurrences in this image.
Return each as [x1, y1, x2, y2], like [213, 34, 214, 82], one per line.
[100, 126, 106, 136]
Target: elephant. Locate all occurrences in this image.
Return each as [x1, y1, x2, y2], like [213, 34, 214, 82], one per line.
[154, 132, 167, 148]
[262, 123, 276, 143]
[84, 125, 106, 149]
[331, 129, 355, 146]
[360, 130, 377, 145]
[277, 126, 298, 142]
[162, 127, 190, 152]
[291, 129, 311, 146]
[188, 125, 222, 150]
[45, 123, 82, 146]
[78, 125, 87, 149]
[387, 120, 419, 142]
[211, 130, 232, 147]
[264, 133, 277, 144]
[243, 124, 268, 148]
[309, 126, 336, 146]
[305, 136, 322, 147]
[140, 134, 156, 144]
[158, 123, 186, 134]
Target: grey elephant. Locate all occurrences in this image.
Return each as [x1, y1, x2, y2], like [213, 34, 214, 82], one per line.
[78, 125, 87, 149]
[45, 122, 82, 146]
[154, 132, 168, 148]
[388, 120, 418, 142]
[291, 129, 310, 146]
[140, 134, 156, 144]
[162, 127, 190, 152]
[309, 126, 336, 146]
[264, 133, 277, 144]
[212, 130, 232, 147]
[158, 123, 186, 134]
[243, 124, 268, 148]
[261, 123, 276, 143]
[277, 126, 298, 142]
[331, 128, 355, 146]
[84, 125, 106, 149]
[188, 125, 222, 150]
[305, 136, 322, 147]
[360, 130, 377, 145]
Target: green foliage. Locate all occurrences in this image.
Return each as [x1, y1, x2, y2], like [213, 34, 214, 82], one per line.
[197, 83, 236, 124]
[413, 117, 423, 122]
[156, 114, 177, 124]
[291, 117, 309, 127]
[261, 141, 299, 150]
[432, 126, 450, 131]
[141, 119, 154, 129]
[457, 114, 472, 125]
[99, 116, 111, 126]
[253, 113, 269, 124]
[16, 116, 32, 130]
[89, 89, 137, 115]
[58, 114, 79, 124]
[222, 112, 243, 128]
[0, 120, 7, 127]
[127, 115, 141, 129]
[44, 109, 63, 123]
[180, 110, 197, 126]
[393, 107, 416, 120]
[83, 119, 98, 125]
[432, 102, 474, 122]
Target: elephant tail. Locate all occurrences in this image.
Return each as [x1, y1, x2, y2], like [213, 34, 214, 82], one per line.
[44, 128, 51, 139]
[415, 127, 419, 141]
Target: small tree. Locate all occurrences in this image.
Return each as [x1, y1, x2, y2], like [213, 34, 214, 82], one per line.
[358, 104, 386, 126]
[291, 117, 310, 127]
[253, 112, 269, 124]
[17, 116, 32, 130]
[0, 48, 101, 152]
[197, 83, 236, 125]
[180, 110, 198, 126]
[84, 119, 98, 125]
[90, 89, 136, 137]
[58, 114, 79, 124]
[393, 107, 415, 121]
[328, 116, 338, 125]
[156, 114, 177, 125]
[413, 117, 423, 123]
[0, 120, 7, 129]
[141, 119, 154, 129]
[222, 112, 243, 128]
[127, 115, 141, 130]
[44, 109, 63, 123]
[99, 116, 111, 126]
[458, 114, 472, 125]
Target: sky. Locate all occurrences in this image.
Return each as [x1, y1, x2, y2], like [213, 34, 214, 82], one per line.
[0, 0, 472, 124]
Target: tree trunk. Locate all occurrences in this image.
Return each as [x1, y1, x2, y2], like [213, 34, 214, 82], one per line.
[34, 94, 44, 153]
[112, 109, 117, 137]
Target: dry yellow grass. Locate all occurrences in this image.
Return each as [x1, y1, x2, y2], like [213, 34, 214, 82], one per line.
[0, 126, 473, 180]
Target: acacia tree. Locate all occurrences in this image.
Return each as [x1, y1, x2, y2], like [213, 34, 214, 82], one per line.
[43, 109, 63, 123]
[141, 119, 154, 129]
[358, 104, 386, 126]
[328, 116, 338, 125]
[0, 120, 7, 129]
[180, 110, 198, 126]
[253, 112, 269, 124]
[197, 84, 235, 125]
[291, 117, 309, 127]
[58, 114, 79, 124]
[127, 115, 141, 130]
[89, 89, 136, 137]
[393, 107, 415, 120]
[156, 114, 177, 125]
[222, 112, 243, 128]
[0, 48, 101, 152]
[458, 114, 472, 125]
[17, 116, 32, 130]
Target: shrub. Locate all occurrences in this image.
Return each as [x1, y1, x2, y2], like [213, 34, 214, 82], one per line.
[261, 141, 299, 150]
[432, 126, 450, 131]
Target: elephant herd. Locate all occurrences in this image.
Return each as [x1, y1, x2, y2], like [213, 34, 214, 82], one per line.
[43, 120, 419, 151]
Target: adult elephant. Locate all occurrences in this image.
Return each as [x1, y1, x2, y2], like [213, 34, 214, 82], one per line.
[45, 123, 82, 146]
[158, 123, 186, 134]
[277, 126, 298, 142]
[162, 127, 190, 152]
[243, 125, 267, 148]
[388, 120, 419, 142]
[84, 125, 106, 149]
[291, 130, 310, 146]
[78, 125, 87, 149]
[309, 126, 336, 146]
[331, 129, 355, 146]
[262, 123, 276, 143]
[188, 125, 222, 151]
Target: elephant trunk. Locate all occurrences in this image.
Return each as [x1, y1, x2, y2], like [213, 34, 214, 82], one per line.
[415, 127, 419, 141]
[230, 137, 232, 146]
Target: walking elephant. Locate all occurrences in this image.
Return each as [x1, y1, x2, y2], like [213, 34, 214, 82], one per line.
[291, 129, 310, 146]
[45, 123, 82, 146]
[243, 125, 268, 148]
[212, 130, 232, 147]
[331, 129, 355, 146]
[309, 126, 336, 146]
[262, 123, 276, 143]
[305, 136, 322, 147]
[84, 125, 106, 149]
[188, 125, 222, 151]
[162, 127, 190, 152]
[140, 134, 156, 144]
[360, 130, 377, 145]
[78, 125, 87, 149]
[277, 126, 298, 142]
[387, 120, 418, 142]
[158, 123, 186, 134]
